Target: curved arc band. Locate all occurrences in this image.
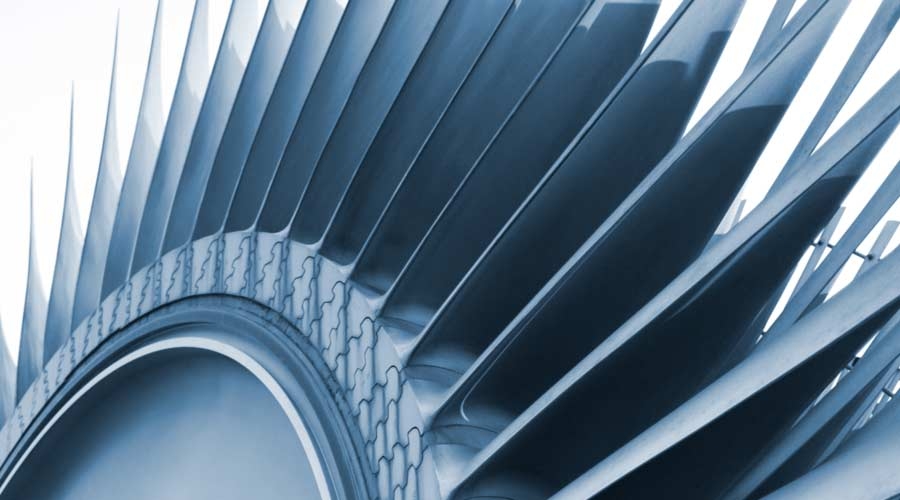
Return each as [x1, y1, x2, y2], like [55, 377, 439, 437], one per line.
[1, 232, 439, 499]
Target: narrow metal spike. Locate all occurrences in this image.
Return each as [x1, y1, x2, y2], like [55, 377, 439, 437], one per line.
[285, 0, 452, 245]
[16, 164, 47, 400]
[772, 0, 900, 187]
[748, 0, 797, 66]
[71, 16, 123, 328]
[43, 87, 84, 364]
[132, 0, 212, 274]
[102, 0, 166, 297]
[768, 156, 900, 340]
[191, 0, 311, 241]
[254, 0, 397, 234]
[159, 0, 269, 255]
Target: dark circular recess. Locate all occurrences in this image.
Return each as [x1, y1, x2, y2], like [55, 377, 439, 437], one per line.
[0, 296, 375, 500]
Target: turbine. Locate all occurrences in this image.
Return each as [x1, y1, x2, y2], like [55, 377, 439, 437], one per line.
[2, 0, 900, 498]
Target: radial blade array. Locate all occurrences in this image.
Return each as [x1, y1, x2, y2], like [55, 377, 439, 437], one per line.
[223, 0, 347, 233]
[160, 0, 264, 255]
[15, 167, 47, 401]
[131, 0, 211, 274]
[191, 0, 310, 241]
[101, 0, 166, 298]
[351, 0, 598, 294]
[286, 0, 452, 244]
[318, 0, 514, 265]
[42, 92, 83, 364]
[7, 0, 900, 498]
[255, 0, 396, 234]
[71, 18, 122, 329]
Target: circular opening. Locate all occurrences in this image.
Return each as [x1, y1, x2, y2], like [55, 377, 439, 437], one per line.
[0, 299, 372, 499]
[2, 347, 331, 500]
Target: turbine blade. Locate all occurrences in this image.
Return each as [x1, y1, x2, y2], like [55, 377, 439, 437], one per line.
[102, 0, 166, 297]
[438, 62, 899, 500]
[131, 0, 212, 274]
[726, 312, 900, 498]
[15, 166, 47, 402]
[551, 224, 900, 499]
[318, 0, 513, 264]
[772, 0, 900, 186]
[191, 0, 311, 241]
[160, 0, 268, 255]
[757, 312, 900, 499]
[223, 0, 346, 233]
[286, 0, 452, 245]
[351, 0, 598, 294]
[254, 0, 396, 234]
[768, 156, 900, 339]
[71, 16, 123, 328]
[43, 89, 84, 364]
[380, 0, 664, 327]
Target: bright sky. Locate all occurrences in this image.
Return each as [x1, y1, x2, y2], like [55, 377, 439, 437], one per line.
[0, 0, 898, 360]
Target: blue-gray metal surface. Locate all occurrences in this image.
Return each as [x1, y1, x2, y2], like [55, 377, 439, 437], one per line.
[15, 168, 47, 401]
[5, 1, 900, 498]
[767, 155, 900, 340]
[351, 0, 597, 293]
[0, 322, 13, 427]
[101, 0, 165, 298]
[381, 0, 660, 323]
[190, 0, 309, 241]
[286, 0, 451, 245]
[437, 13, 893, 498]
[771, 0, 900, 187]
[71, 19, 122, 329]
[554, 236, 900, 499]
[222, 0, 346, 233]
[318, 0, 514, 264]
[159, 0, 263, 255]
[131, 0, 210, 273]
[42, 92, 83, 365]
[254, 0, 396, 234]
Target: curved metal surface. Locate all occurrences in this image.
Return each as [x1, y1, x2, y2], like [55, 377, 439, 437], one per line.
[71, 20, 122, 329]
[381, 0, 660, 323]
[101, 0, 166, 298]
[6, 2, 900, 499]
[15, 168, 47, 401]
[160, 0, 264, 254]
[286, 0, 450, 244]
[318, 0, 514, 265]
[222, 0, 346, 233]
[131, 0, 210, 273]
[2, 350, 330, 499]
[42, 92, 84, 364]
[254, 0, 396, 234]
[1, 299, 374, 499]
[190, 0, 309, 241]
[351, 0, 595, 293]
